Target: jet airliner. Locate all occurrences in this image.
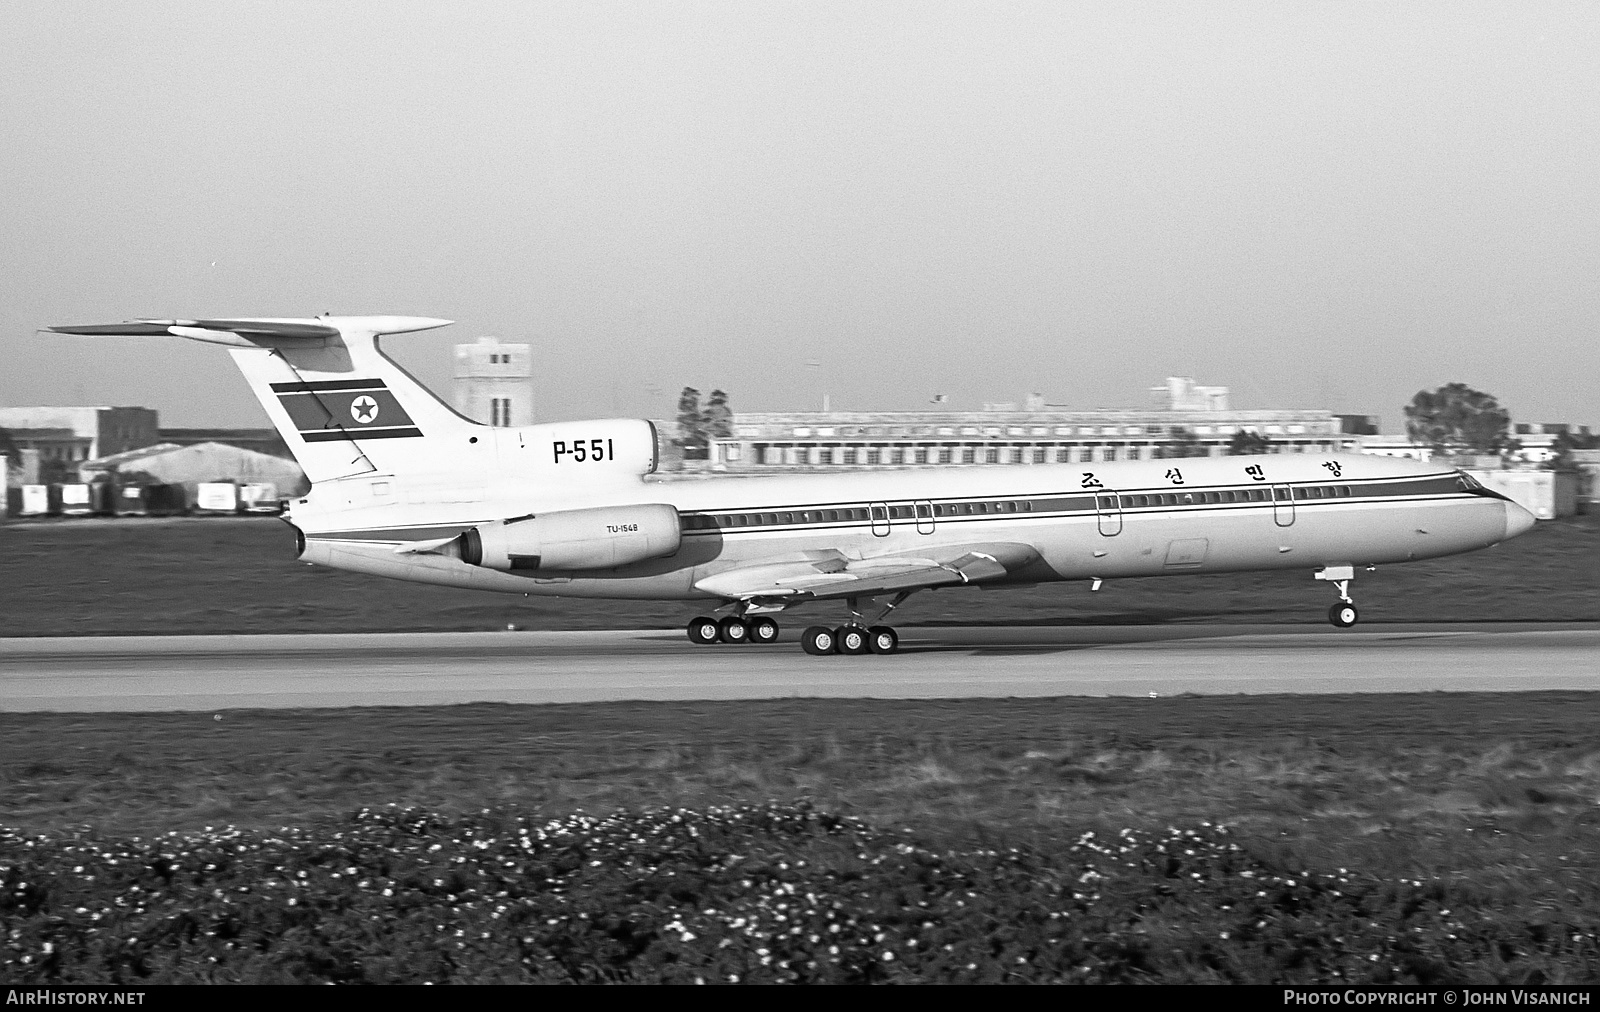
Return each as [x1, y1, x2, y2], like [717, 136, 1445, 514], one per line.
[48, 316, 1537, 655]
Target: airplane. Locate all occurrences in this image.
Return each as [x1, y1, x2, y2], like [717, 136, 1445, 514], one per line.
[47, 316, 1538, 655]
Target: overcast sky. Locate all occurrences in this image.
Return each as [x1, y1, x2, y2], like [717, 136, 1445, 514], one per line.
[3, 2, 1596, 430]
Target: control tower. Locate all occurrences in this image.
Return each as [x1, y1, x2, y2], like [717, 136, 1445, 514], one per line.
[453, 337, 533, 427]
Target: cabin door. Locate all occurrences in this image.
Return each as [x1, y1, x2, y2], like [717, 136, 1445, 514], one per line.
[1096, 492, 1122, 536]
[1272, 484, 1296, 527]
[914, 500, 936, 535]
[869, 501, 891, 537]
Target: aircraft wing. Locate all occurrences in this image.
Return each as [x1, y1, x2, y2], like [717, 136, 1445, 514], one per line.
[694, 542, 1041, 603]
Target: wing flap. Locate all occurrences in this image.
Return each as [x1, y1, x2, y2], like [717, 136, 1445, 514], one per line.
[694, 542, 1039, 601]
[393, 536, 461, 555]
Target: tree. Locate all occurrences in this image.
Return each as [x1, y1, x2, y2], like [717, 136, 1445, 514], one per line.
[1156, 426, 1206, 459]
[1404, 383, 1515, 455]
[1547, 431, 1577, 471]
[1544, 428, 1598, 470]
[675, 387, 707, 460]
[702, 389, 733, 441]
[1226, 429, 1271, 455]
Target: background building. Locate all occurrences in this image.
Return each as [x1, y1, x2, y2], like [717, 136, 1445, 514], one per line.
[708, 378, 1361, 471]
[158, 427, 292, 459]
[0, 406, 158, 464]
[79, 441, 309, 499]
[453, 337, 533, 427]
[1357, 424, 1571, 467]
[1572, 449, 1600, 512]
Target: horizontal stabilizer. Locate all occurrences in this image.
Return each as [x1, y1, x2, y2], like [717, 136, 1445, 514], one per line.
[47, 316, 451, 344]
[47, 322, 182, 336]
[50, 319, 340, 341]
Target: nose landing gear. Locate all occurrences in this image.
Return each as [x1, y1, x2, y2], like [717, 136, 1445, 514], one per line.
[1316, 565, 1360, 628]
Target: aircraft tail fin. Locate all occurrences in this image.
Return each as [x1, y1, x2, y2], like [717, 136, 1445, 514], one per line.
[47, 316, 478, 484]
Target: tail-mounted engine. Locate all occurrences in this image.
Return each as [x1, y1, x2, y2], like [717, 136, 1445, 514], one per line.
[459, 503, 681, 571]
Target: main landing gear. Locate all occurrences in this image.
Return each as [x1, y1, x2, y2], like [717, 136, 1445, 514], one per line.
[800, 592, 910, 657]
[687, 592, 913, 656]
[687, 614, 781, 645]
[801, 624, 899, 656]
[1315, 565, 1360, 628]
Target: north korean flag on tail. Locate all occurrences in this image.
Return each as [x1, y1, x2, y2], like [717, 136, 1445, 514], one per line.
[271, 378, 422, 442]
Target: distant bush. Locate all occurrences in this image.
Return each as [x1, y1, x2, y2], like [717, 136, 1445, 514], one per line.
[3, 804, 1594, 984]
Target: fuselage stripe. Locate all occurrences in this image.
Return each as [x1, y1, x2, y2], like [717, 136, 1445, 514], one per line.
[674, 474, 1476, 534]
[677, 494, 1476, 536]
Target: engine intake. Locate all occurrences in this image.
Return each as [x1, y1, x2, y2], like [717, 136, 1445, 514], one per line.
[459, 504, 681, 572]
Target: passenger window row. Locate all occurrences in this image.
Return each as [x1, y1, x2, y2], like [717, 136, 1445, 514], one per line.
[932, 500, 1035, 517]
[1293, 485, 1354, 500]
[1123, 490, 1267, 507]
[680, 482, 1372, 531]
[682, 500, 1043, 530]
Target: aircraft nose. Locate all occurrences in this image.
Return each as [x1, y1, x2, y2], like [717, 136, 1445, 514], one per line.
[1503, 501, 1537, 540]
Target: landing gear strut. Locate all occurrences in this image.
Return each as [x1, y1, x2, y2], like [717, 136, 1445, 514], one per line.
[1316, 566, 1359, 628]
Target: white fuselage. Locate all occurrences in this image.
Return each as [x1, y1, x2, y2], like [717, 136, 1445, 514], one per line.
[292, 450, 1526, 606]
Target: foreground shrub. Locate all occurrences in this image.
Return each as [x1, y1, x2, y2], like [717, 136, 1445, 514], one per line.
[2, 804, 1595, 983]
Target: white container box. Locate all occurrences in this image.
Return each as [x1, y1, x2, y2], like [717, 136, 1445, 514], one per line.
[239, 483, 279, 513]
[194, 482, 240, 514]
[59, 483, 94, 515]
[20, 485, 51, 515]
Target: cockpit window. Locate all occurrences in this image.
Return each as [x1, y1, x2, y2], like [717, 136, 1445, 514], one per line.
[1455, 470, 1512, 502]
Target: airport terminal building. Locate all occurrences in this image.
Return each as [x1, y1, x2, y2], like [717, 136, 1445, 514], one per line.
[706, 378, 1369, 472]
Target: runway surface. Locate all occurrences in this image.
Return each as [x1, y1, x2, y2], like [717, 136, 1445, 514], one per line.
[2, 623, 1596, 712]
